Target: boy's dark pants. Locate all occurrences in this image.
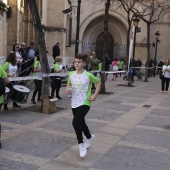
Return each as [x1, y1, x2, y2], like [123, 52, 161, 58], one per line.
[72, 105, 91, 144]
[0, 103, 1, 149]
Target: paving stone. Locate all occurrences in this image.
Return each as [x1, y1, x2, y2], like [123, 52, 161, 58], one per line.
[94, 103, 134, 112]
[40, 117, 106, 133]
[54, 148, 103, 168]
[1, 125, 14, 133]
[139, 116, 170, 128]
[150, 108, 170, 117]
[99, 126, 129, 136]
[119, 92, 152, 100]
[134, 89, 158, 95]
[104, 97, 145, 104]
[159, 101, 170, 107]
[122, 128, 170, 148]
[0, 158, 39, 170]
[92, 145, 170, 170]
[2, 131, 77, 159]
[38, 160, 87, 170]
[165, 96, 170, 101]
[86, 109, 124, 121]
[0, 110, 49, 125]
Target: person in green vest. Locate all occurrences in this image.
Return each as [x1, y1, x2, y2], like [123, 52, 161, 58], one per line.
[3, 52, 21, 110]
[51, 56, 63, 99]
[31, 55, 42, 104]
[118, 58, 124, 77]
[0, 66, 9, 110]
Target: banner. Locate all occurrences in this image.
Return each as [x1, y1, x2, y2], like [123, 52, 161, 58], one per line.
[128, 25, 135, 71]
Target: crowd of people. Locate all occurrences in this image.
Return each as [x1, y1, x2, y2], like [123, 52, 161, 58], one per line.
[0, 41, 170, 110]
[0, 41, 64, 110]
[0, 42, 37, 110]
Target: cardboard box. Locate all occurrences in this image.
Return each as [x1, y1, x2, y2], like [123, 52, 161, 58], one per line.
[43, 96, 58, 114]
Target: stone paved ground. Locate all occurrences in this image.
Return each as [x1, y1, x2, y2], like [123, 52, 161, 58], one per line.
[1, 74, 170, 170]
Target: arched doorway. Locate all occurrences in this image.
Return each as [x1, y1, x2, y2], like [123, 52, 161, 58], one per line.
[95, 32, 114, 62]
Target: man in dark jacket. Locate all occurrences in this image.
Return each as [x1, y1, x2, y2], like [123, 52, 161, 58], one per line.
[89, 52, 100, 90]
[26, 42, 35, 75]
[52, 42, 60, 61]
[19, 42, 28, 77]
[105, 54, 110, 79]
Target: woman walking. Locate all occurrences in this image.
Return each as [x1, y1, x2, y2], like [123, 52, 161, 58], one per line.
[31, 55, 42, 104]
[118, 58, 124, 77]
[112, 58, 119, 81]
[12, 43, 22, 74]
[51, 56, 63, 99]
[161, 59, 170, 92]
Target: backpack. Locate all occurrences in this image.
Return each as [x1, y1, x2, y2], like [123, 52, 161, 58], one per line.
[50, 68, 54, 73]
[0, 77, 5, 96]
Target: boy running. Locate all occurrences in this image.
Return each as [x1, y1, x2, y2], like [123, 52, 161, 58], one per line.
[66, 54, 101, 158]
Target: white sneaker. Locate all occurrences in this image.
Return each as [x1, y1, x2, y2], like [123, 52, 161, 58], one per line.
[161, 91, 164, 93]
[79, 143, 87, 158]
[85, 134, 95, 149]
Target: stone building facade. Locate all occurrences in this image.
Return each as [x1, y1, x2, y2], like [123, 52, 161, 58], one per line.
[0, 0, 170, 65]
[0, 0, 8, 58]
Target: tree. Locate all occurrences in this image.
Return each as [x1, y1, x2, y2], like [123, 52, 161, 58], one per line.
[130, 0, 167, 81]
[101, 0, 111, 94]
[27, 0, 50, 109]
[118, 0, 137, 68]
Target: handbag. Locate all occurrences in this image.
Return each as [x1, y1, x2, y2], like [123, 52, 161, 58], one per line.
[159, 72, 164, 80]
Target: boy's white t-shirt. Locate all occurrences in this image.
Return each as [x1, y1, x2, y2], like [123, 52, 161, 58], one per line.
[67, 70, 99, 108]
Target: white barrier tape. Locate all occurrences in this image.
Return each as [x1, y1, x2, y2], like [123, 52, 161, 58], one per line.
[89, 70, 101, 73]
[7, 67, 162, 82]
[105, 71, 126, 74]
[131, 66, 162, 69]
[9, 73, 68, 81]
[9, 76, 37, 81]
[43, 74, 50, 77]
[50, 73, 68, 77]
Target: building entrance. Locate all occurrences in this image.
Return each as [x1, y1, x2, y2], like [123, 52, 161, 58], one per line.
[95, 32, 114, 62]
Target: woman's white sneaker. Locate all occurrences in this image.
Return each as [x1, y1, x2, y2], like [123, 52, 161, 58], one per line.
[79, 143, 87, 158]
[85, 134, 95, 149]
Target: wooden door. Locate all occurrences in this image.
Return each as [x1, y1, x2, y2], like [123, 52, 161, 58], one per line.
[95, 32, 114, 62]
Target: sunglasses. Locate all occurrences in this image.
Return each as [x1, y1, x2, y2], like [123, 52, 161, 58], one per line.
[21, 44, 25, 46]
[15, 46, 19, 48]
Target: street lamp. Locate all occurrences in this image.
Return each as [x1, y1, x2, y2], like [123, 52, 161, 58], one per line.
[132, 17, 140, 61]
[154, 31, 160, 60]
[62, 0, 81, 56]
[75, 0, 81, 56]
[132, 16, 140, 83]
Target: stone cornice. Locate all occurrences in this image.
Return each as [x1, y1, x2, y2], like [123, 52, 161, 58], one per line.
[0, 1, 9, 12]
[152, 22, 170, 25]
[42, 25, 66, 32]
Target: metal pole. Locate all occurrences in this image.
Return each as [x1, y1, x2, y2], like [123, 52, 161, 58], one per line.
[154, 40, 158, 60]
[132, 26, 137, 83]
[75, 0, 81, 56]
[132, 26, 137, 61]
